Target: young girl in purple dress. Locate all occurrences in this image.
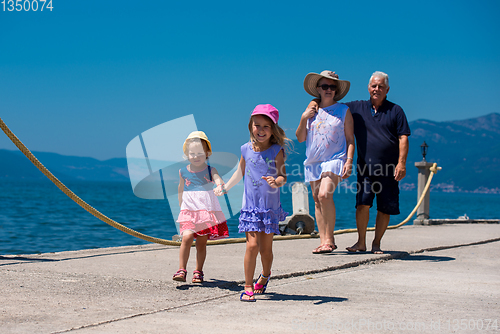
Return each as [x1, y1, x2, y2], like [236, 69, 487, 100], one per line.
[218, 104, 290, 302]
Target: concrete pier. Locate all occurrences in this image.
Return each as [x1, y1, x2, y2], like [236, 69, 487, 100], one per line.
[1, 223, 500, 333]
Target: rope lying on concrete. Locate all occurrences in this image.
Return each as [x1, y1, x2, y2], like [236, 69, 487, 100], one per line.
[0, 116, 439, 246]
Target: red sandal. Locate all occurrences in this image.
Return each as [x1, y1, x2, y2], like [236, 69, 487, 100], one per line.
[173, 269, 187, 282]
[192, 270, 204, 283]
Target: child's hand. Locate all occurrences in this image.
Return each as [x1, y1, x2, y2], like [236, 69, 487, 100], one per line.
[213, 184, 226, 196]
[261, 176, 280, 188]
[213, 187, 223, 196]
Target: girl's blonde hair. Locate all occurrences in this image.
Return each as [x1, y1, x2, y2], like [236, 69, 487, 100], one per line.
[248, 115, 293, 157]
[183, 138, 211, 160]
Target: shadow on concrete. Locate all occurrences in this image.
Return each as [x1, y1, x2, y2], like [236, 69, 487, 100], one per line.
[175, 279, 241, 292]
[398, 254, 455, 262]
[264, 292, 348, 305]
[0, 247, 169, 265]
[336, 250, 403, 256]
[335, 251, 455, 262]
[0, 256, 58, 265]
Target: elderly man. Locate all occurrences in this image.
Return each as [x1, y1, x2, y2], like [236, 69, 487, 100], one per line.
[344, 71, 411, 254]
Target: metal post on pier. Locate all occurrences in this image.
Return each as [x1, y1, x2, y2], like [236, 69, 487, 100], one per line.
[281, 182, 316, 235]
[414, 141, 433, 225]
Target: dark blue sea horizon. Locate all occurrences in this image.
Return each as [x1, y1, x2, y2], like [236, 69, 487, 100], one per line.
[1, 179, 499, 255]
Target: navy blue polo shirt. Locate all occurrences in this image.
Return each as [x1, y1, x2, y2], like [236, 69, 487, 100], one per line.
[345, 99, 411, 177]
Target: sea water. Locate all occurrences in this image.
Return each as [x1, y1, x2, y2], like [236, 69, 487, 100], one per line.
[0, 179, 499, 255]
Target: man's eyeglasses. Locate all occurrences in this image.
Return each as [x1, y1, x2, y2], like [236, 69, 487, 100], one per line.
[318, 84, 337, 91]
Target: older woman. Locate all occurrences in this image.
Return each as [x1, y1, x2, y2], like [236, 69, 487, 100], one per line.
[296, 70, 355, 253]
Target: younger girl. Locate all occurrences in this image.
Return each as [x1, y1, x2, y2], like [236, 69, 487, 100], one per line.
[218, 104, 289, 302]
[173, 131, 229, 283]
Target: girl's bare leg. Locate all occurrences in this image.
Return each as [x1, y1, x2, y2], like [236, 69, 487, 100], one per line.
[179, 232, 194, 269]
[195, 234, 208, 271]
[255, 232, 274, 292]
[242, 231, 259, 300]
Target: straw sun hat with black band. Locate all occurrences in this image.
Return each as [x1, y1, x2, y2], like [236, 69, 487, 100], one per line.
[303, 70, 350, 101]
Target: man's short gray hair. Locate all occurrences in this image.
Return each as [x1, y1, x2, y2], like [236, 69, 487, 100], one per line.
[369, 71, 389, 87]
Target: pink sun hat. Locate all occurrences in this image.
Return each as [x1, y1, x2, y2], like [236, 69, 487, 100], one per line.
[251, 104, 279, 124]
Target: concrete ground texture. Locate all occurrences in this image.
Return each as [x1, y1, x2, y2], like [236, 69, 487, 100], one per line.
[1, 223, 500, 333]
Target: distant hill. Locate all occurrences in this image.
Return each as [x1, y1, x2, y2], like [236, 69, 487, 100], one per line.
[287, 113, 500, 193]
[1, 113, 499, 193]
[0, 149, 129, 182]
[406, 113, 500, 193]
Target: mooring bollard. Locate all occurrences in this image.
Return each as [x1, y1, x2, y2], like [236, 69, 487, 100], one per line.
[281, 182, 315, 234]
[413, 160, 434, 225]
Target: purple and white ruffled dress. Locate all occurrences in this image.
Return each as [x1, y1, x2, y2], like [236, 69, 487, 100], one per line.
[238, 142, 288, 235]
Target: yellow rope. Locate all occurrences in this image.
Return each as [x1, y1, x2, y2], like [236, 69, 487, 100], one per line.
[0, 117, 181, 246]
[0, 116, 439, 247]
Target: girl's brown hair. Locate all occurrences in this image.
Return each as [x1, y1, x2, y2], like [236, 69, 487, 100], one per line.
[248, 115, 293, 157]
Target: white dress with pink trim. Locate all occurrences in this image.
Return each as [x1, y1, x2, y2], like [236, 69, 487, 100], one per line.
[176, 165, 228, 240]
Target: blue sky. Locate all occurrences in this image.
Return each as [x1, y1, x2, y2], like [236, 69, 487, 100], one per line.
[1, 0, 499, 160]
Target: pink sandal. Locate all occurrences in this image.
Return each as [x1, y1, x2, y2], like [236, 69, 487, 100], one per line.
[254, 272, 271, 294]
[172, 269, 187, 282]
[240, 285, 256, 302]
[192, 270, 204, 283]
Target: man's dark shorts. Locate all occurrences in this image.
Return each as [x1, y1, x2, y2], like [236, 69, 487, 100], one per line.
[356, 174, 400, 215]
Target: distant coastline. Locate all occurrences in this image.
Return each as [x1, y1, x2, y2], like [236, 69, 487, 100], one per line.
[2, 176, 500, 195]
[338, 179, 500, 195]
[400, 182, 500, 195]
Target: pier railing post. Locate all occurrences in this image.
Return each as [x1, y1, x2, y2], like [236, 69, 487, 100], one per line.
[413, 160, 434, 225]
